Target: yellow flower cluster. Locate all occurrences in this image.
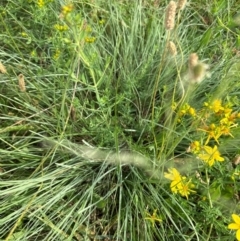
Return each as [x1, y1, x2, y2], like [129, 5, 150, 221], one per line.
[188, 141, 201, 154]
[30, 50, 37, 58]
[85, 36, 96, 43]
[178, 103, 196, 122]
[198, 145, 224, 166]
[99, 19, 105, 25]
[61, 4, 73, 18]
[54, 24, 68, 31]
[200, 99, 239, 144]
[164, 168, 195, 199]
[37, 0, 44, 8]
[53, 49, 61, 60]
[37, 0, 52, 8]
[185, 99, 240, 167]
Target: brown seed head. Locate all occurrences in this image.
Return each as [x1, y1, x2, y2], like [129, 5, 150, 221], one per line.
[177, 0, 187, 10]
[187, 53, 209, 84]
[188, 53, 199, 69]
[168, 41, 177, 56]
[0, 61, 7, 74]
[18, 74, 26, 92]
[165, 1, 177, 31]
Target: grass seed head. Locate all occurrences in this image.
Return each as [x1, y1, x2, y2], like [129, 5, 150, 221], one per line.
[0, 61, 7, 74]
[187, 53, 209, 84]
[168, 41, 177, 56]
[165, 1, 177, 31]
[18, 74, 26, 92]
[188, 53, 199, 69]
[191, 63, 208, 83]
[177, 0, 187, 10]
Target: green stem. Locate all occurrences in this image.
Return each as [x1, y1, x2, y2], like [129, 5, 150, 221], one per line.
[151, 32, 170, 157]
[205, 169, 213, 241]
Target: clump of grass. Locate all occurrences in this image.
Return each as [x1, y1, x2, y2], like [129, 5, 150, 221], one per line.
[0, 0, 240, 240]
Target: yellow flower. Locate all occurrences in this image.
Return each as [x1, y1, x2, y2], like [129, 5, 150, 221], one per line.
[220, 117, 233, 126]
[198, 124, 221, 145]
[220, 124, 235, 137]
[145, 209, 162, 227]
[21, 32, 28, 37]
[37, 0, 44, 8]
[99, 19, 105, 24]
[85, 37, 96, 43]
[170, 179, 184, 194]
[188, 107, 196, 117]
[189, 141, 201, 154]
[61, 4, 73, 16]
[177, 179, 196, 199]
[164, 168, 183, 193]
[228, 214, 240, 241]
[198, 145, 224, 166]
[209, 99, 224, 113]
[37, 0, 52, 8]
[179, 103, 190, 116]
[179, 103, 196, 118]
[54, 24, 68, 31]
[231, 171, 240, 181]
[164, 168, 195, 198]
[224, 107, 233, 117]
[30, 50, 37, 58]
[164, 168, 182, 182]
[53, 49, 61, 60]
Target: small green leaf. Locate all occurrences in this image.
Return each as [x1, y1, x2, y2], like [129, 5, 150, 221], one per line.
[93, 193, 107, 209]
[6, 231, 26, 241]
[209, 184, 221, 202]
[236, 35, 240, 47]
[26, 37, 32, 44]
